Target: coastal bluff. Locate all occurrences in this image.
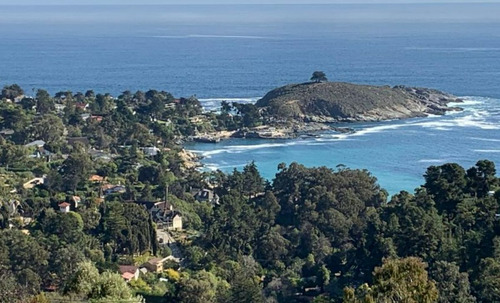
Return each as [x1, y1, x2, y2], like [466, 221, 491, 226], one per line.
[255, 82, 463, 122]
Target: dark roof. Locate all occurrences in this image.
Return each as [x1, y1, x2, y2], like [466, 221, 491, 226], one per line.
[135, 200, 172, 211]
[195, 189, 213, 200]
[166, 210, 182, 219]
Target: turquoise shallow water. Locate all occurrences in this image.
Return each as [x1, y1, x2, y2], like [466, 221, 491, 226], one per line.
[1, 4, 500, 194]
[187, 97, 500, 195]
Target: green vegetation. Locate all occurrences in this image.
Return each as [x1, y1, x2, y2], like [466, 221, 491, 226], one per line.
[311, 71, 328, 83]
[1, 83, 500, 302]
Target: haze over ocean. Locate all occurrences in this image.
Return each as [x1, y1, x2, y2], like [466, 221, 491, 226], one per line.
[1, 3, 500, 194]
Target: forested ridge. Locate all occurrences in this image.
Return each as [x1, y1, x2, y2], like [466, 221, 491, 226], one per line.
[1, 84, 500, 302]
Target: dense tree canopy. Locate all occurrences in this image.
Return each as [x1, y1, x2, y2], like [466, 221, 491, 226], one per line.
[2, 84, 500, 302]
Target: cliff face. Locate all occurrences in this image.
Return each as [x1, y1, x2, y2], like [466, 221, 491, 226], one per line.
[255, 82, 462, 122]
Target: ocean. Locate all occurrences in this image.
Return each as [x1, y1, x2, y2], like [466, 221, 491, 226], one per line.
[1, 4, 500, 194]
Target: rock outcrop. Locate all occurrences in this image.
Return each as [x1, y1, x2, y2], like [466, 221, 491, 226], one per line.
[256, 82, 462, 122]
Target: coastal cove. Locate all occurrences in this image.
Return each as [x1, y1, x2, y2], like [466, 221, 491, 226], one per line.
[3, 3, 500, 302]
[187, 96, 500, 195]
[2, 3, 500, 195]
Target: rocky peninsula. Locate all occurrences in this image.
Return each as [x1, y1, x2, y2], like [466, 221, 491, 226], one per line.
[191, 82, 463, 142]
[256, 82, 463, 123]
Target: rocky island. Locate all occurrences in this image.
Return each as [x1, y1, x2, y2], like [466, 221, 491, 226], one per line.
[193, 81, 463, 141]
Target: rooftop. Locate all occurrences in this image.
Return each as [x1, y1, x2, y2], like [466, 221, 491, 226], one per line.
[119, 265, 138, 274]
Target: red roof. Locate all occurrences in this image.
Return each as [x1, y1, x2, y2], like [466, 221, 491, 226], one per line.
[119, 265, 138, 274]
[122, 272, 135, 281]
[58, 202, 70, 208]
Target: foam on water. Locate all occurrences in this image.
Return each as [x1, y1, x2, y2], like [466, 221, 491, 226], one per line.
[474, 150, 500, 153]
[405, 47, 500, 53]
[418, 159, 449, 163]
[351, 123, 408, 137]
[198, 97, 260, 111]
[469, 137, 500, 142]
[202, 162, 250, 171]
[188, 95, 500, 194]
[192, 95, 499, 161]
[197, 141, 300, 159]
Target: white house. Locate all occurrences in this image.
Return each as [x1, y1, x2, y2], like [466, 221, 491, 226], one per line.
[58, 202, 70, 213]
[166, 213, 183, 231]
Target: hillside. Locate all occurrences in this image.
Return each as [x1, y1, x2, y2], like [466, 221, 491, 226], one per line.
[256, 82, 462, 122]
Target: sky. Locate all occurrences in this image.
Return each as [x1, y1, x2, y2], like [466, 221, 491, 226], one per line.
[1, 0, 499, 4]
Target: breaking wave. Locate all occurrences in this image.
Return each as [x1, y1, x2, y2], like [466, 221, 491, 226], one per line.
[198, 97, 260, 111]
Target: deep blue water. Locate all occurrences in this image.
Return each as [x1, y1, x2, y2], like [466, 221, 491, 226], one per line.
[2, 4, 500, 194]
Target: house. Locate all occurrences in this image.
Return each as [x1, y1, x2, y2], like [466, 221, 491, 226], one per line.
[118, 265, 140, 282]
[134, 200, 182, 230]
[143, 257, 169, 273]
[151, 201, 174, 213]
[23, 177, 45, 189]
[24, 140, 46, 148]
[89, 174, 105, 183]
[166, 213, 183, 231]
[90, 115, 103, 122]
[141, 146, 160, 157]
[55, 104, 66, 113]
[0, 129, 14, 137]
[101, 184, 115, 192]
[29, 147, 54, 162]
[189, 115, 205, 124]
[88, 149, 115, 162]
[71, 196, 81, 208]
[75, 103, 89, 111]
[58, 202, 70, 213]
[103, 185, 126, 196]
[194, 189, 220, 205]
[135, 201, 173, 218]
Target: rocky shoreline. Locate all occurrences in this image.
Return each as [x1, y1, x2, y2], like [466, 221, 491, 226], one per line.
[181, 83, 464, 171]
[189, 123, 355, 143]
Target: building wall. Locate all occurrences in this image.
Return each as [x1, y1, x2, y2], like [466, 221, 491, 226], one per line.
[172, 216, 183, 230]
